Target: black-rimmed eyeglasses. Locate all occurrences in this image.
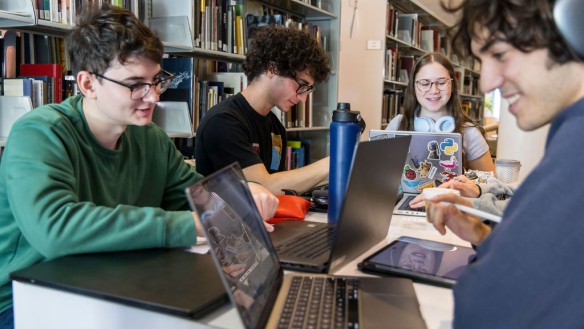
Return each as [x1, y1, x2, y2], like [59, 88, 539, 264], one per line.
[90, 69, 174, 100]
[290, 76, 316, 95]
[415, 78, 453, 93]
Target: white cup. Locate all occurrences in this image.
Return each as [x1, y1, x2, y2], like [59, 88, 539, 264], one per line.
[495, 159, 521, 184]
[423, 188, 460, 223]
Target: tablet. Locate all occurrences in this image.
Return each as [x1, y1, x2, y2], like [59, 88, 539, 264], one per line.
[358, 236, 476, 288]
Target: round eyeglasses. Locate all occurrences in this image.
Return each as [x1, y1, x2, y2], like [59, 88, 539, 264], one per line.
[90, 69, 175, 100]
[415, 78, 453, 93]
[290, 76, 316, 95]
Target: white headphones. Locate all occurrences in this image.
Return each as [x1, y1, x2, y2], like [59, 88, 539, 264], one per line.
[413, 110, 455, 133]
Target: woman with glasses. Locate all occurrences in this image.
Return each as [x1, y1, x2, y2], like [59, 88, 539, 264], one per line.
[195, 26, 331, 195]
[385, 52, 495, 173]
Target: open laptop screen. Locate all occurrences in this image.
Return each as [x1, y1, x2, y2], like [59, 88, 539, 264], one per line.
[370, 130, 463, 193]
[185, 163, 281, 329]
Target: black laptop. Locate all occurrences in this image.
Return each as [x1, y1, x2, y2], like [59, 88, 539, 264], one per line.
[269, 136, 411, 273]
[10, 248, 228, 319]
[185, 162, 427, 329]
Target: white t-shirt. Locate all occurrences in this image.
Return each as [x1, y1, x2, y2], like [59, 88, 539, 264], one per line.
[386, 114, 489, 161]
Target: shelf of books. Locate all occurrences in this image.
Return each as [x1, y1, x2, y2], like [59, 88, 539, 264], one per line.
[151, 0, 338, 162]
[382, 0, 484, 128]
[0, 0, 339, 163]
[0, 0, 141, 37]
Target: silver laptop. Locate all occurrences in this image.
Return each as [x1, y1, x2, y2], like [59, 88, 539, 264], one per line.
[370, 130, 463, 217]
[185, 162, 427, 329]
[269, 136, 411, 273]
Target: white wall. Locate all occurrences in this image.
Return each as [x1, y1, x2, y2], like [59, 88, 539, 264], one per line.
[496, 99, 549, 181]
[337, 0, 387, 140]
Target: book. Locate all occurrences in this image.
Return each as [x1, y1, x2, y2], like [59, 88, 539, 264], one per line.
[207, 81, 224, 103]
[301, 139, 312, 165]
[396, 13, 418, 45]
[206, 72, 247, 94]
[63, 72, 77, 100]
[2, 78, 33, 98]
[3, 30, 18, 78]
[20, 75, 54, 105]
[30, 34, 54, 64]
[245, 14, 283, 46]
[20, 63, 63, 103]
[235, 14, 244, 55]
[287, 140, 305, 169]
[420, 28, 434, 52]
[161, 57, 196, 120]
[398, 55, 416, 83]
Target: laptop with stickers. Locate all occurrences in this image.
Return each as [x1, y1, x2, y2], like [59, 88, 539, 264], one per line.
[369, 130, 463, 217]
[185, 162, 427, 329]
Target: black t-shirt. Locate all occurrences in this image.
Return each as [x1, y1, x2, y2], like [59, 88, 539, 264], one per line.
[195, 93, 287, 176]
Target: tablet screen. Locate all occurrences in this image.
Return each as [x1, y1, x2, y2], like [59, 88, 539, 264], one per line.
[361, 236, 475, 287]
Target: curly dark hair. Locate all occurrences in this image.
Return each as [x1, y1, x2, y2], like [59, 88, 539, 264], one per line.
[65, 3, 164, 76]
[243, 26, 331, 84]
[444, 0, 578, 65]
[398, 52, 484, 170]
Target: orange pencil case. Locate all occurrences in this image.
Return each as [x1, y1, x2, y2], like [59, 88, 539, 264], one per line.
[267, 195, 312, 224]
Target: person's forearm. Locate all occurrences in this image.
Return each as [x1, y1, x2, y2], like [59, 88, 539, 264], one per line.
[267, 159, 328, 195]
[470, 193, 508, 217]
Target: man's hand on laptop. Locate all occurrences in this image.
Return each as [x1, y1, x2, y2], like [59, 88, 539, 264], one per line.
[248, 182, 278, 232]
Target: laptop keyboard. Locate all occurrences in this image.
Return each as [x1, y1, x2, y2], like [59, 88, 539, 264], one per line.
[278, 276, 360, 329]
[276, 226, 335, 259]
[398, 195, 426, 212]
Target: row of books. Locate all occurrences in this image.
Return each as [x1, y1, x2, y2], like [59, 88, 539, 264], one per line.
[197, 0, 246, 54]
[272, 94, 315, 129]
[387, 4, 448, 54]
[246, 4, 329, 51]
[1, 30, 67, 81]
[150, 0, 246, 55]
[462, 75, 481, 96]
[34, 0, 137, 26]
[453, 66, 482, 96]
[0, 63, 64, 108]
[461, 99, 483, 123]
[385, 50, 416, 83]
[381, 88, 404, 125]
[285, 140, 312, 170]
[149, 0, 329, 56]
[161, 57, 247, 130]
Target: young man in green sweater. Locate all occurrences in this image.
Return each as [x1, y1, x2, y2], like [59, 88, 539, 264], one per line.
[0, 4, 277, 328]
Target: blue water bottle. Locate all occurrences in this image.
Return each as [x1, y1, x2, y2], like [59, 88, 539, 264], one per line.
[328, 102, 366, 224]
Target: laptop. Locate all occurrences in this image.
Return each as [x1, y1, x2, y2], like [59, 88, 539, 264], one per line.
[10, 249, 229, 319]
[269, 136, 412, 273]
[185, 162, 427, 329]
[369, 129, 463, 217]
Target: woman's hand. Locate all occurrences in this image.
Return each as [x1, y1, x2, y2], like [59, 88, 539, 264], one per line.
[439, 176, 481, 198]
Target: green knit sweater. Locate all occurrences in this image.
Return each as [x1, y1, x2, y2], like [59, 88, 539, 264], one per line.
[0, 95, 203, 312]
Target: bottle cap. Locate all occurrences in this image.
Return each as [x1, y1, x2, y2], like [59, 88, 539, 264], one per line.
[332, 103, 366, 133]
[332, 102, 360, 122]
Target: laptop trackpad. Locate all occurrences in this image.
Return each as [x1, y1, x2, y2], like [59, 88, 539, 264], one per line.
[360, 278, 427, 328]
